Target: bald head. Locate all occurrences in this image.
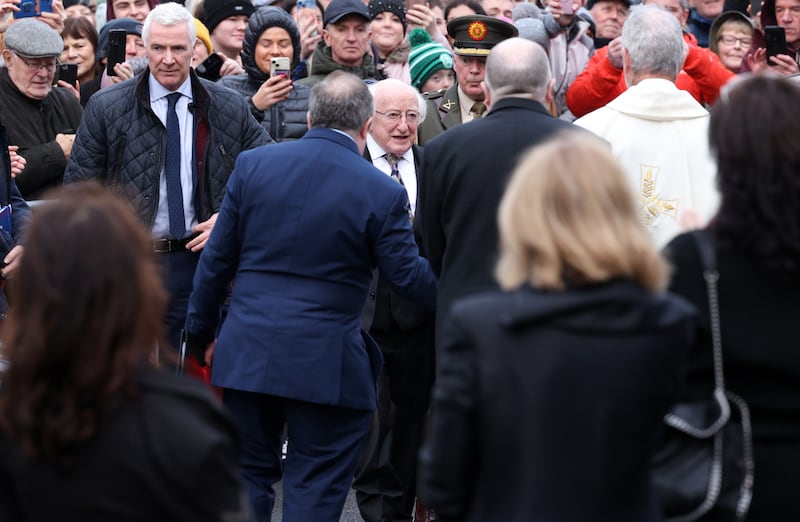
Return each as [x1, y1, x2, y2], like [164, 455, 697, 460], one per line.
[484, 37, 552, 104]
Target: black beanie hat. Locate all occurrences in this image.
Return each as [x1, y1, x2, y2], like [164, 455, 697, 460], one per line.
[368, 0, 407, 35]
[203, 0, 255, 34]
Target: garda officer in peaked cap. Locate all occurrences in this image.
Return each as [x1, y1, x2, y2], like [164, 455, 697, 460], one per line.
[416, 14, 517, 145]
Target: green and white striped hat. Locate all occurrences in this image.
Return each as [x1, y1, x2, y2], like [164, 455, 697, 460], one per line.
[408, 28, 454, 91]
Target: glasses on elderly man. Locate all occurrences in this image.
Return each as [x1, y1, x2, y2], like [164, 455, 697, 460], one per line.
[718, 35, 753, 47]
[375, 110, 420, 124]
[12, 52, 57, 73]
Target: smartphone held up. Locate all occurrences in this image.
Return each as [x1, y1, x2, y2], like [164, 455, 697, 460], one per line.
[270, 57, 291, 78]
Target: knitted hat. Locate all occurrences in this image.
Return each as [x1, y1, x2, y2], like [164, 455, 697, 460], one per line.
[515, 17, 549, 54]
[368, 0, 407, 35]
[4, 19, 64, 58]
[408, 28, 453, 90]
[97, 17, 143, 61]
[194, 17, 214, 54]
[203, 0, 255, 34]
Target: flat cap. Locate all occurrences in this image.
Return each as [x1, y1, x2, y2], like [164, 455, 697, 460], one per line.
[447, 15, 518, 57]
[324, 0, 370, 26]
[4, 19, 64, 58]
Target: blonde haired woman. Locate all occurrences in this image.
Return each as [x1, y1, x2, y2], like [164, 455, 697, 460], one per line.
[418, 132, 696, 522]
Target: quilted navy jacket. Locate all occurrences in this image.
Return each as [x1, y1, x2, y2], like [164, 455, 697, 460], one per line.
[64, 69, 271, 226]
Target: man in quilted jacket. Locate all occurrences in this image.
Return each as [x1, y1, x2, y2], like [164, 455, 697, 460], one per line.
[64, 2, 271, 351]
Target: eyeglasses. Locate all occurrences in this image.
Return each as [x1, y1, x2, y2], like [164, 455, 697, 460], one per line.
[718, 35, 752, 47]
[12, 52, 57, 73]
[375, 110, 420, 124]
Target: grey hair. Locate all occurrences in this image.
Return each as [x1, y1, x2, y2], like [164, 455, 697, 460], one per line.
[142, 2, 197, 47]
[368, 78, 427, 124]
[309, 71, 375, 133]
[621, 5, 684, 80]
[484, 37, 552, 103]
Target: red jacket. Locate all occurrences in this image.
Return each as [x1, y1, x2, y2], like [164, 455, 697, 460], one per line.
[567, 33, 734, 118]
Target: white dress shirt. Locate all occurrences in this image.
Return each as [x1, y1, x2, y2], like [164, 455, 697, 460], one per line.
[366, 134, 418, 216]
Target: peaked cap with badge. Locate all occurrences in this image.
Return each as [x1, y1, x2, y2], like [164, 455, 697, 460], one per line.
[447, 14, 518, 57]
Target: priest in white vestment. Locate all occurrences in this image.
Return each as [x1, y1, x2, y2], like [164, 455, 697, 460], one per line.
[574, 4, 720, 248]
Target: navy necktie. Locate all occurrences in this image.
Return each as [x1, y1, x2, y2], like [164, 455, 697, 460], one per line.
[166, 92, 185, 239]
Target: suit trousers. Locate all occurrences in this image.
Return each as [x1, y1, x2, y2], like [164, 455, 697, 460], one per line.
[353, 322, 435, 521]
[223, 388, 373, 522]
[159, 249, 200, 351]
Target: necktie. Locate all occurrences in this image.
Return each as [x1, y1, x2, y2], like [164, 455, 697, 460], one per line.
[471, 102, 487, 119]
[165, 92, 185, 239]
[385, 153, 404, 186]
[384, 153, 413, 221]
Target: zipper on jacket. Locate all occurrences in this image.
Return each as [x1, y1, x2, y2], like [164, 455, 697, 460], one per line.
[219, 143, 234, 173]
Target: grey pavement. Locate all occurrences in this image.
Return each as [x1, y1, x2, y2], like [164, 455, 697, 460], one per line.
[271, 481, 364, 522]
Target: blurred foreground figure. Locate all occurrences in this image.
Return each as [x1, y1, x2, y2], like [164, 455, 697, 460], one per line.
[419, 132, 696, 522]
[0, 183, 248, 522]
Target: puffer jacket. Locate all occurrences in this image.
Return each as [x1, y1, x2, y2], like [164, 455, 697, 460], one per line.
[297, 42, 377, 87]
[64, 69, 271, 226]
[219, 6, 310, 142]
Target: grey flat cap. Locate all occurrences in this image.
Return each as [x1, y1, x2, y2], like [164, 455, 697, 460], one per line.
[5, 19, 64, 58]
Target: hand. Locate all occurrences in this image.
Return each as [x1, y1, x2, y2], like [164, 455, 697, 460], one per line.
[186, 212, 218, 252]
[2, 245, 22, 278]
[407, 4, 438, 37]
[110, 62, 134, 84]
[55, 133, 75, 160]
[679, 208, 703, 232]
[607, 37, 624, 69]
[219, 56, 244, 77]
[252, 74, 293, 111]
[547, 0, 577, 27]
[204, 340, 215, 367]
[298, 15, 321, 61]
[8, 146, 25, 178]
[0, 0, 21, 32]
[38, 0, 65, 33]
[57, 79, 80, 101]
[766, 52, 800, 76]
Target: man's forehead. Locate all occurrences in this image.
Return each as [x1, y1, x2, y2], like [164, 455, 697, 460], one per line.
[329, 14, 369, 28]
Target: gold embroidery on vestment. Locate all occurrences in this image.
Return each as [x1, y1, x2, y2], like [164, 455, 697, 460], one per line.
[638, 165, 679, 228]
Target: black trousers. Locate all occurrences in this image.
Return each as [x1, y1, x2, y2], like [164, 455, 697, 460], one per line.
[353, 321, 435, 522]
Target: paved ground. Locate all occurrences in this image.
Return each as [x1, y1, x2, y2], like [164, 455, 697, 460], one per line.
[271, 481, 364, 521]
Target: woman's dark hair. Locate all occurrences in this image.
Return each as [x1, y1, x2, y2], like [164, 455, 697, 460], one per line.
[62, 17, 102, 80]
[443, 0, 486, 21]
[0, 183, 168, 462]
[106, 0, 159, 21]
[62, 16, 99, 51]
[710, 75, 800, 278]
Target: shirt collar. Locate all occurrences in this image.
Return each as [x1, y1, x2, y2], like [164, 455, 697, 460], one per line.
[149, 74, 193, 104]
[366, 134, 413, 163]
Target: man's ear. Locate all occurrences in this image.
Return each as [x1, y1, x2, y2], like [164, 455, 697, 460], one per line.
[322, 28, 331, 47]
[481, 81, 492, 109]
[545, 77, 555, 113]
[360, 116, 373, 141]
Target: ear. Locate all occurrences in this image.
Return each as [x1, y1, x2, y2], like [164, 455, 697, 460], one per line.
[481, 81, 491, 108]
[322, 27, 332, 47]
[1, 49, 12, 67]
[544, 77, 555, 110]
[306, 111, 312, 130]
[360, 116, 373, 141]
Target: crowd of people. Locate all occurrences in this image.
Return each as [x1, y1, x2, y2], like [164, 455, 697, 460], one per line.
[0, 0, 799, 520]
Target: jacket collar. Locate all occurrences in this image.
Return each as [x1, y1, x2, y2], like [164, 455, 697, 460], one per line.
[135, 69, 211, 114]
[302, 127, 361, 156]
[487, 97, 551, 118]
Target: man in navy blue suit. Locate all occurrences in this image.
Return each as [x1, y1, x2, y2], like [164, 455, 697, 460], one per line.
[185, 71, 437, 522]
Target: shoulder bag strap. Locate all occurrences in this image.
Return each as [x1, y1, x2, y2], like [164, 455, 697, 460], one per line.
[691, 229, 725, 391]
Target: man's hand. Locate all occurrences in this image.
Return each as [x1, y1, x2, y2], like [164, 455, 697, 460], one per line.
[55, 133, 76, 160]
[8, 146, 26, 178]
[204, 340, 215, 367]
[607, 37, 624, 69]
[252, 75, 293, 111]
[186, 212, 218, 252]
[2, 245, 22, 278]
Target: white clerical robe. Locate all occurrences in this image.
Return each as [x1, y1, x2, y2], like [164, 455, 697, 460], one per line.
[574, 78, 719, 248]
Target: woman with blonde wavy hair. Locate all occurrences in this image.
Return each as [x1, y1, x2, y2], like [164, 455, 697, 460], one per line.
[419, 131, 697, 522]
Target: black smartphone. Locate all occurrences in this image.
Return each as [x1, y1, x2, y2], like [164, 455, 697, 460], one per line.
[106, 29, 127, 76]
[723, 0, 749, 14]
[195, 53, 224, 82]
[57, 63, 79, 87]
[765, 25, 786, 65]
